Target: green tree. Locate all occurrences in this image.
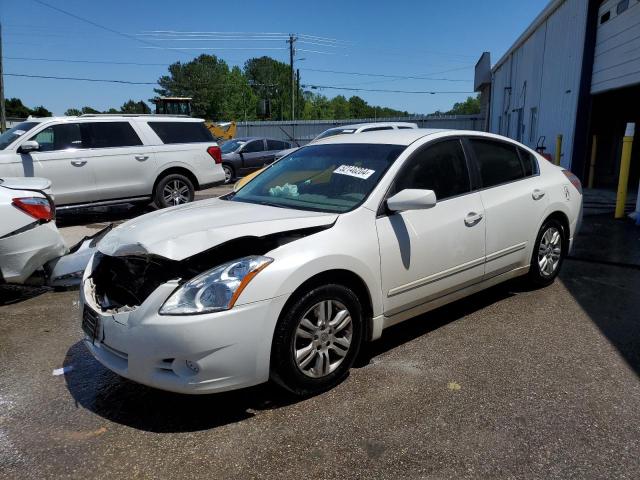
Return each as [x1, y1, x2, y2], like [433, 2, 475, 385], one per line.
[120, 100, 151, 114]
[81, 106, 100, 114]
[30, 106, 52, 117]
[222, 66, 258, 120]
[447, 95, 481, 115]
[155, 54, 237, 120]
[6, 98, 34, 118]
[348, 96, 371, 118]
[330, 95, 350, 119]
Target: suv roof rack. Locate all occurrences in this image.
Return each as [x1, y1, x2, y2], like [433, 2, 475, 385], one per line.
[78, 114, 191, 118]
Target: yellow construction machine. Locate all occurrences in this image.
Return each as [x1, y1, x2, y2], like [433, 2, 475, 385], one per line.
[153, 97, 236, 142]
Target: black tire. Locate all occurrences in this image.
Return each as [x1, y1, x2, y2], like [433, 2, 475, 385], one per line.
[154, 173, 195, 209]
[222, 164, 234, 184]
[270, 284, 364, 397]
[527, 218, 566, 287]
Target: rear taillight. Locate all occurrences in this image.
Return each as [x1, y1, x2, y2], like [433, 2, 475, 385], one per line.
[12, 197, 54, 222]
[562, 169, 583, 195]
[207, 146, 222, 164]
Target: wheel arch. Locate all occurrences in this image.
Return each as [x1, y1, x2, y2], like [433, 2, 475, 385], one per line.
[153, 167, 200, 193]
[278, 269, 375, 343]
[542, 210, 571, 253]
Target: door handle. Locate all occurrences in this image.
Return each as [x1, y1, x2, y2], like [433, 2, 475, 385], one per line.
[70, 160, 87, 167]
[532, 189, 545, 200]
[135, 155, 149, 161]
[464, 212, 483, 227]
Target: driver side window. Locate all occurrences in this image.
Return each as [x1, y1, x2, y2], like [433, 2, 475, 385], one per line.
[394, 139, 471, 201]
[29, 124, 83, 152]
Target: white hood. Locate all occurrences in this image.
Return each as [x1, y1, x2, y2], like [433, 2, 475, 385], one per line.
[98, 198, 337, 260]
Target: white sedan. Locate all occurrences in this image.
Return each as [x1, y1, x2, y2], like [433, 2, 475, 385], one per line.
[0, 177, 67, 284]
[80, 129, 582, 396]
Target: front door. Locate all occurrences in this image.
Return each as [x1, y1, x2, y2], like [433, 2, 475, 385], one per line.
[23, 123, 96, 205]
[239, 139, 267, 174]
[376, 139, 486, 317]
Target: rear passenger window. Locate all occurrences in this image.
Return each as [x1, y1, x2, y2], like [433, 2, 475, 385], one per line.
[81, 122, 142, 148]
[267, 139, 289, 150]
[394, 139, 471, 201]
[148, 122, 213, 144]
[518, 148, 539, 176]
[470, 139, 524, 188]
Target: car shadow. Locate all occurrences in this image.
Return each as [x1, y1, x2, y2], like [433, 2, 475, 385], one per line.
[55, 203, 155, 228]
[356, 280, 517, 365]
[62, 341, 301, 433]
[0, 284, 51, 306]
[63, 280, 522, 434]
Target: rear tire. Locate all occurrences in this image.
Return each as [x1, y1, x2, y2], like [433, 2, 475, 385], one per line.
[222, 164, 234, 184]
[154, 174, 195, 209]
[527, 218, 566, 287]
[270, 284, 364, 397]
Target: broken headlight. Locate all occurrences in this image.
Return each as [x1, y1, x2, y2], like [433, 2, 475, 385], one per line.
[159, 255, 273, 315]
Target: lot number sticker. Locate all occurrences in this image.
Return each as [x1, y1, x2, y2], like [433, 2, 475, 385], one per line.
[333, 165, 376, 180]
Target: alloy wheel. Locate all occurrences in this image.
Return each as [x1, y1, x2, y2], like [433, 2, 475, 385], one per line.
[223, 165, 232, 183]
[538, 226, 562, 277]
[162, 179, 191, 206]
[294, 300, 353, 378]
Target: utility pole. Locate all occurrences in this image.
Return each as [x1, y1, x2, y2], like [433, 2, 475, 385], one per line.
[296, 68, 300, 114]
[288, 34, 296, 144]
[288, 34, 296, 121]
[0, 22, 6, 133]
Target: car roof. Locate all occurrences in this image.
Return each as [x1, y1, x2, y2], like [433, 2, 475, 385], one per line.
[24, 115, 206, 124]
[311, 128, 515, 146]
[327, 122, 418, 131]
[232, 137, 290, 142]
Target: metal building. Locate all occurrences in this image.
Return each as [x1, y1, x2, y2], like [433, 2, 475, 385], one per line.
[476, 0, 640, 190]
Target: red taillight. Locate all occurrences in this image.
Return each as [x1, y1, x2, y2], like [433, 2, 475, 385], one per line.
[562, 169, 583, 195]
[12, 197, 54, 222]
[207, 145, 222, 164]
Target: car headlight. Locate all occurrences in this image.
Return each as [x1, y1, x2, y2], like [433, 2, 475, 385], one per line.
[159, 255, 273, 315]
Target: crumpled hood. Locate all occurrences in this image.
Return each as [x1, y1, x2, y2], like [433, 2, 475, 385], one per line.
[98, 198, 337, 260]
[0, 177, 52, 192]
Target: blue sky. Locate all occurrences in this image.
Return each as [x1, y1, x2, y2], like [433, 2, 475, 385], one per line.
[1, 0, 549, 116]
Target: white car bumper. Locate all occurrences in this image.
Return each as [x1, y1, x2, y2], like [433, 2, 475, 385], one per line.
[0, 222, 67, 284]
[80, 278, 288, 394]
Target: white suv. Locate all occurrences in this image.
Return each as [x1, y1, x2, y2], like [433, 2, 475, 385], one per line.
[0, 115, 225, 209]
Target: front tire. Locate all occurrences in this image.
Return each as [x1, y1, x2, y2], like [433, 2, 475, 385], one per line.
[154, 174, 195, 208]
[528, 218, 566, 287]
[271, 284, 364, 396]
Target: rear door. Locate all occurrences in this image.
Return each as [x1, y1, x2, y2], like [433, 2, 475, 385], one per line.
[239, 139, 268, 173]
[265, 140, 289, 166]
[376, 138, 486, 317]
[81, 121, 154, 201]
[466, 138, 548, 278]
[23, 122, 97, 205]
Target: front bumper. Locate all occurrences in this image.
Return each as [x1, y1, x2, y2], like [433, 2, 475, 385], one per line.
[0, 222, 67, 284]
[80, 278, 288, 394]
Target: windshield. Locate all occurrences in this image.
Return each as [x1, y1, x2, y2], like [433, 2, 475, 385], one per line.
[0, 122, 39, 150]
[221, 138, 246, 154]
[313, 128, 356, 141]
[227, 143, 405, 213]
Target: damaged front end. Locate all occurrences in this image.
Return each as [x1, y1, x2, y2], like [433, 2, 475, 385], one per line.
[87, 226, 331, 313]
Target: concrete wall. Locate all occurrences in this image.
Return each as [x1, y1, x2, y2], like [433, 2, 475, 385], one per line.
[591, 0, 640, 94]
[489, 0, 589, 168]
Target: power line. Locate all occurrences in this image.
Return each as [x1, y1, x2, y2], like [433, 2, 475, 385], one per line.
[5, 73, 156, 85]
[6, 56, 169, 66]
[302, 84, 474, 95]
[302, 67, 471, 82]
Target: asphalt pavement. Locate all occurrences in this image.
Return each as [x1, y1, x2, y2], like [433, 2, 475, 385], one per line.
[1, 195, 639, 479]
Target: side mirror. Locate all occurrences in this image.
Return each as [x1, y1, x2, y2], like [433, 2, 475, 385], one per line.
[18, 140, 40, 154]
[387, 189, 437, 212]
